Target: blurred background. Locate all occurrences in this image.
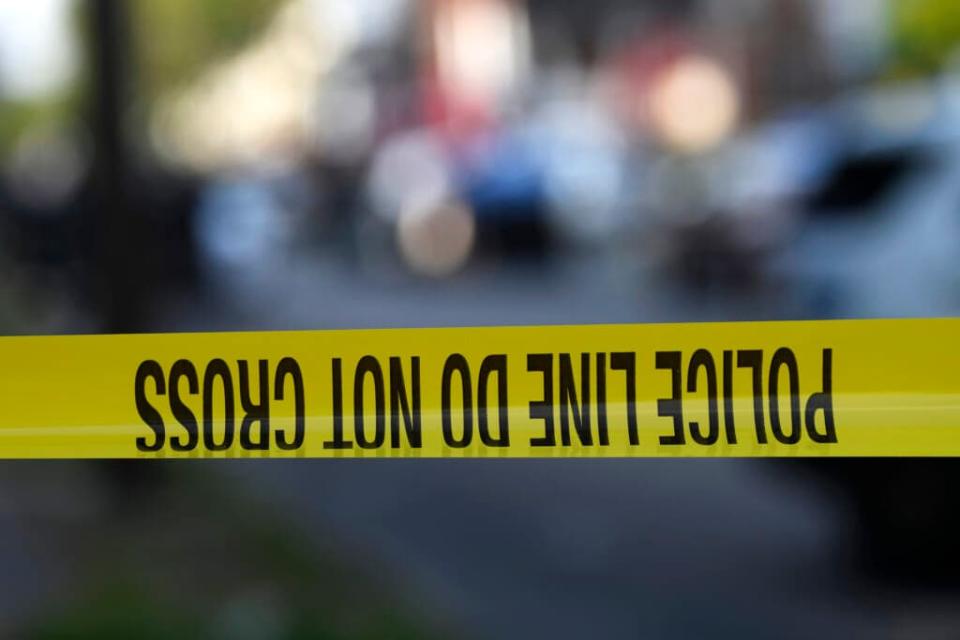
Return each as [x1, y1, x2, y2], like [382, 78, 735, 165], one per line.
[2, 0, 960, 636]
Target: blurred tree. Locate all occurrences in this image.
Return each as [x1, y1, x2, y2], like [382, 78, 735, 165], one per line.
[891, 0, 960, 74]
[0, 0, 83, 159]
[0, 0, 284, 159]
[133, 0, 285, 106]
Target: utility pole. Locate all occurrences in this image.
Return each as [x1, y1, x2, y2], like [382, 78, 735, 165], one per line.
[88, 0, 143, 333]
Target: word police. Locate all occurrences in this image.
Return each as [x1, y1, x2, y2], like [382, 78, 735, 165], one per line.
[134, 348, 836, 452]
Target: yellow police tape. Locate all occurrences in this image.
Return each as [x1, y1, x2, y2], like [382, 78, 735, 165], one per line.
[1, 318, 958, 458]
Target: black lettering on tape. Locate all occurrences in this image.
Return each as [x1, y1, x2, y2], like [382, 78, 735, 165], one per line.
[442, 354, 473, 448]
[610, 352, 638, 446]
[721, 351, 738, 444]
[478, 355, 510, 447]
[274, 357, 305, 450]
[238, 360, 270, 450]
[805, 349, 837, 444]
[135, 360, 166, 452]
[527, 354, 555, 447]
[202, 358, 234, 451]
[768, 348, 802, 445]
[169, 359, 199, 452]
[390, 357, 422, 449]
[324, 358, 352, 449]
[656, 351, 684, 446]
[354, 356, 386, 450]
[737, 350, 766, 444]
[559, 353, 592, 446]
[687, 349, 719, 445]
[596, 354, 609, 447]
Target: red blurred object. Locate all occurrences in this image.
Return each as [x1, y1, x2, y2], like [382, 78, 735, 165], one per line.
[417, 0, 529, 144]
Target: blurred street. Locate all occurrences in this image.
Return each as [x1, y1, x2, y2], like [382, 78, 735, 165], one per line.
[163, 147, 960, 638]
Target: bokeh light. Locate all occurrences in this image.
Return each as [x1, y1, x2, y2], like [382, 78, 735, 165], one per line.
[647, 54, 741, 154]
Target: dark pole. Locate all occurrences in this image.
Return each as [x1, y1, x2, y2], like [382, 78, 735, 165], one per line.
[88, 0, 142, 333]
[88, 0, 158, 501]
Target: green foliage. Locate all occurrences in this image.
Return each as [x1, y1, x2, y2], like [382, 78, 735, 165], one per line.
[133, 0, 285, 104]
[891, 0, 960, 74]
[0, 0, 284, 157]
[28, 583, 202, 640]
